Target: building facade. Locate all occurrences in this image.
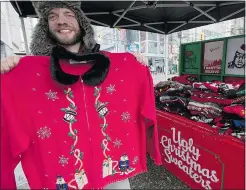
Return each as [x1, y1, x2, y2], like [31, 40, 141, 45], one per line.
[1, 2, 37, 58]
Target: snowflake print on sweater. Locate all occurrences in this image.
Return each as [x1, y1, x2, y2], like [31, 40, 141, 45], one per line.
[37, 126, 51, 139]
[45, 90, 59, 101]
[106, 84, 116, 95]
[59, 155, 69, 167]
[113, 139, 122, 148]
[121, 112, 131, 122]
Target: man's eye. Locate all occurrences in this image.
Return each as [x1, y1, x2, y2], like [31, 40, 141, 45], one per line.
[67, 14, 75, 18]
[48, 15, 56, 20]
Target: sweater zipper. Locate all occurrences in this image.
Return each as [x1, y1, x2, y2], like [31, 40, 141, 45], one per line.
[81, 79, 96, 184]
[81, 79, 92, 142]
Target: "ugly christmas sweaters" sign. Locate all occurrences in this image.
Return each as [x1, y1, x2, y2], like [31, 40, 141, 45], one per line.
[160, 128, 220, 189]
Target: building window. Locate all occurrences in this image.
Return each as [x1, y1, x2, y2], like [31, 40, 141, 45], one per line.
[148, 57, 165, 74]
[159, 42, 164, 54]
[140, 31, 146, 42]
[148, 32, 157, 41]
[126, 30, 139, 43]
[148, 42, 158, 53]
[140, 41, 146, 53]
[159, 34, 165, 43]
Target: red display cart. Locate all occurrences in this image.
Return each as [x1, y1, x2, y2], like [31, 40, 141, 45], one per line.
[156, 110, 245, 190]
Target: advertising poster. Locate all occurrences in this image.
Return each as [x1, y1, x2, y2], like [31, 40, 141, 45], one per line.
[225, 37, 245, 75]
[184, 43, 200, 72]
[202, 41, 224, 74]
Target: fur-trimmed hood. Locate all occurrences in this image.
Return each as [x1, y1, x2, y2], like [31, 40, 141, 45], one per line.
[30, 1, 97, 55]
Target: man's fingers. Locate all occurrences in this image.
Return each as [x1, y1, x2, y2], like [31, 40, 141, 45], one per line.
[132, 52, 148, 66]
[13, 55, 21, 66]
[0, 55, 21, 74]
[1, 59, 11, 73]
[8, 56, 16, 68]
[134, 52, 148, 66]
[1, 64, 6, 73]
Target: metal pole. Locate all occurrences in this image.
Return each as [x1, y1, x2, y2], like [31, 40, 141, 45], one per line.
[138, 30, 141, 53]
[192, 6, 217, 22]
[20, 17, 30, 55]
[144, 24, 165, 34]
[220, 8, 245, 22]
[89, 19, 110, 27]
[179, 31, 182, 75]
[113, 1, 136, 27]
[115, 29, 119, 52]
[164, 34, 169, 81]
[146, 32, 148, 54]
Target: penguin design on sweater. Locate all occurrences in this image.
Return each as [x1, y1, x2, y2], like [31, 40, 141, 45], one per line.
[118, 154, 130, 175]
[56, 175, 69, 190]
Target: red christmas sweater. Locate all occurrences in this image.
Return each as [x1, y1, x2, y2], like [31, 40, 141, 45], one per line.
[1, 51, 161, 189]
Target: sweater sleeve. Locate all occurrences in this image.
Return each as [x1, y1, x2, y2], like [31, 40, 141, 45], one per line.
[0, 74, 31, 189]
[140, 66, 162, 166]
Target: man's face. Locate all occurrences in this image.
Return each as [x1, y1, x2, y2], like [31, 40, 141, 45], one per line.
[48, 8, 82, 45]
[234, 51, 245, 68]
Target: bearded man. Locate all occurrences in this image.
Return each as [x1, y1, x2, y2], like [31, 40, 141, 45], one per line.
[0, 2, 147, 73]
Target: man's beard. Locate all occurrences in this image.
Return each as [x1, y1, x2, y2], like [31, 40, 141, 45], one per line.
[49, 29, 82, 45]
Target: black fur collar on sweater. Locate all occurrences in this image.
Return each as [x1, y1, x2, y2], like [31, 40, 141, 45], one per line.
[50, 46, 110, 86]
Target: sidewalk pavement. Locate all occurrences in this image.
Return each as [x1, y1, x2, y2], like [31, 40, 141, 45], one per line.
[129, 155, 189, 189]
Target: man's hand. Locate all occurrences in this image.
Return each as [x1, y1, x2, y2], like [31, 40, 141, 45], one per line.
[131, 52, 148, 66]
[0, 55, 21, 74]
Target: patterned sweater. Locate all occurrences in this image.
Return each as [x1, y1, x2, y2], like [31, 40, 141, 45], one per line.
[1, 51, 161, 189]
